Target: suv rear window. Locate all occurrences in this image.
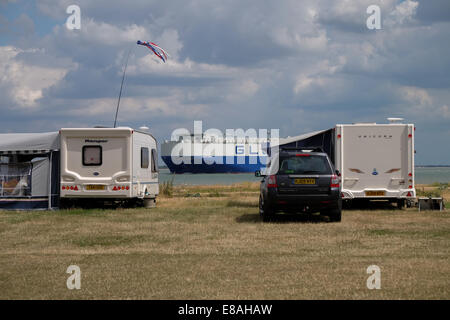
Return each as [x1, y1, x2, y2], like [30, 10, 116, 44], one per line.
[279, 155, 331, 175]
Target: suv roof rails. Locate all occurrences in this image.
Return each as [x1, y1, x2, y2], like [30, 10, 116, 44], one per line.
[279, 146, 325, 153]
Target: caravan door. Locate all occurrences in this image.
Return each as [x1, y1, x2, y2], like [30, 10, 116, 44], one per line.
[132, 131, 159, 199]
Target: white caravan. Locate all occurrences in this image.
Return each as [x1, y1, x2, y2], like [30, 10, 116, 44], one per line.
[335, 121, 416, 206]
[277, 119, 416, 206]
[60, 127, 159, 206]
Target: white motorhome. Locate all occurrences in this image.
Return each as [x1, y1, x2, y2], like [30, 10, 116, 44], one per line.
[60, 127, 159, 206]
[335, 120, 416, 206]
[277, 119, 416, 206]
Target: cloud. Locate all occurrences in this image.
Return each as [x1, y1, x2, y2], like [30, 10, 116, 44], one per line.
[0, 46, 68, 107]
[317, 0, 397, 33]
[400, 86, 432, 107]
[0, 0, 16, 5]
[385, 0, 419, 26]
[440, 105, 450, 118]
[79, 20, 150, 46]
[0, 12, 35, 37]
[394, 86, 450, 124]
[416, 0, 450, 23]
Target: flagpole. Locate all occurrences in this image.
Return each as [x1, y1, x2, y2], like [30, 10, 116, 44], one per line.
[114, 41, 167, 128]
[114, 46, 132, 128]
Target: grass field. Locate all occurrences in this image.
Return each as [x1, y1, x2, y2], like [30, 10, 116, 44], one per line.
[0, 183, 449, 299]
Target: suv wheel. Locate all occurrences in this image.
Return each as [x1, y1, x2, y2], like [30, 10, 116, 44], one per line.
[327, 208, 342, 222]
[259, 195, 274, 222]
[396, 199, 405, 209]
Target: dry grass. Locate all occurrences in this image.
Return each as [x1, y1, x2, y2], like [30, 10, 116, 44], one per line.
[0, 183, 449, 300]
[173, 182, 260, 196]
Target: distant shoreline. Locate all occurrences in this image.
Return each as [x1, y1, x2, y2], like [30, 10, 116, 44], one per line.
[416, 165, 450, 168]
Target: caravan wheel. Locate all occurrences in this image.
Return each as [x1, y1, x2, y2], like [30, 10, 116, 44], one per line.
[143, 198, 156, 208]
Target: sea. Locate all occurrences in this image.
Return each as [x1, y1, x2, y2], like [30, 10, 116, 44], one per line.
[159, 167, 450, 186]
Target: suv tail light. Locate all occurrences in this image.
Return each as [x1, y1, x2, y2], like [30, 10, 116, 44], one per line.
[330, 174, 340, 188]
[267, 175, 277, 188]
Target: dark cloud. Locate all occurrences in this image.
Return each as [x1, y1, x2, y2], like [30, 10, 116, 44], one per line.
[416, 0, 450, 23]
[43, 66, 117, 99]
[0, 12, 34, 37]
[0, 0, 449, 163]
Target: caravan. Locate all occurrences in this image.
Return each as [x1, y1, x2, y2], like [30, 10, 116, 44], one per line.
[335, 121, 415, 206]
[60, 127, 159, 206]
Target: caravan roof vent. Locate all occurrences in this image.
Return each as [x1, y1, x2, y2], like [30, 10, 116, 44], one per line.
[387, 118, 404, 123]
[139, 126, 149, 131]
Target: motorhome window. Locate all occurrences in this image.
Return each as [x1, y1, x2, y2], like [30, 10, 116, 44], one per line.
[141, 147, 149, 169]
[151, 149, 158, 173]
[83, 146, 102, 166]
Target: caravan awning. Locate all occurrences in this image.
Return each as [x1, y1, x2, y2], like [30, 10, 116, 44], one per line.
[272, 130, 329, 147]
[0, 132, 60, 154]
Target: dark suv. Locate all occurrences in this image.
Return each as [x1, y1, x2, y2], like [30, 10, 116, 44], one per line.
[256, 148, 341, 222]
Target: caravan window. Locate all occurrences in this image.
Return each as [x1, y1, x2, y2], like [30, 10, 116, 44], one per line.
[141, 147, 149, 169]
[83, 146, 102, 166]
[151, 149, 158, 173]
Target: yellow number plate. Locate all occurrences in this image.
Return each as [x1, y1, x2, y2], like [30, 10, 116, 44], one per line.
[365, 191, 385, 196]
[294, 178, 316, 185]
[86, 185, 106, 191]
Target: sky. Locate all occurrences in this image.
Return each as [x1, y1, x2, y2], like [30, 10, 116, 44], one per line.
[0, 0, 449, 164]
